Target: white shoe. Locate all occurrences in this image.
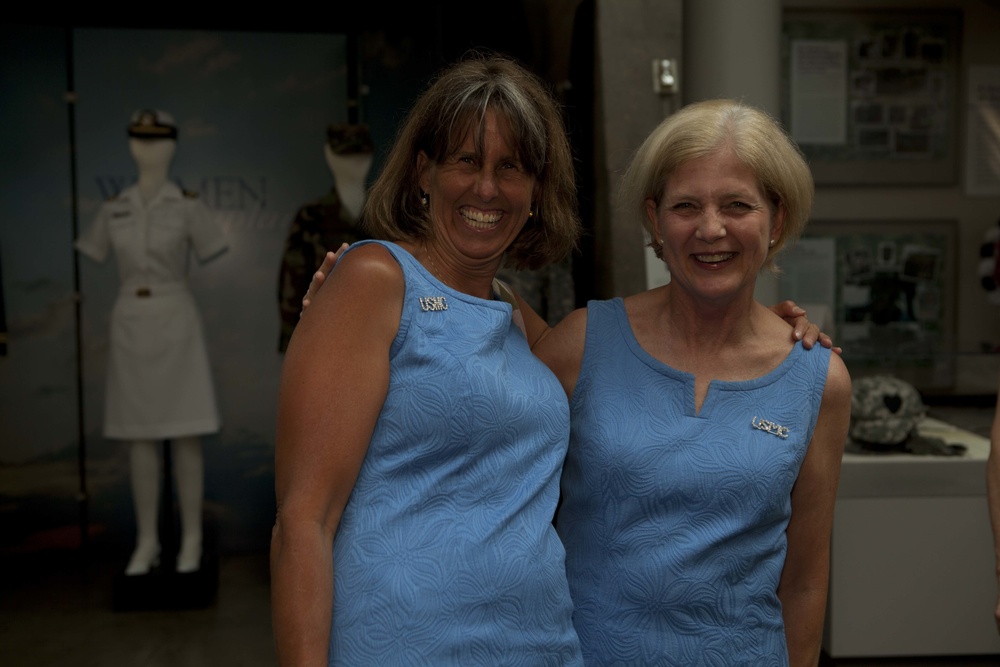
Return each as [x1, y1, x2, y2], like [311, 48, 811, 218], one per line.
[125, 543, 161, 576]
[176, 538, 202, 574]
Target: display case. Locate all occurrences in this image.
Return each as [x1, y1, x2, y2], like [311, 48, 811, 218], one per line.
[823, 418, 999, 658]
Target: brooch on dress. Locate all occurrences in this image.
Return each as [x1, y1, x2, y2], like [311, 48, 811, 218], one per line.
[751, 416, 790, 439]
[418, 296, 448, 312]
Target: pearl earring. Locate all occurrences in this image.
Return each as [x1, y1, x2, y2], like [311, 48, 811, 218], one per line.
[420, 191, 429, 208]
[769, 239, 776, 247]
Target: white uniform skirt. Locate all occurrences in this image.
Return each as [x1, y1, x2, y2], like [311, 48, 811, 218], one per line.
[103, 283, 221, 440]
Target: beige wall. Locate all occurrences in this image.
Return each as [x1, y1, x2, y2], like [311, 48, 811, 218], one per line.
[592, 0, 684, 301]
[788, 0, 1000, 393]
[589, 0, 1000, 394]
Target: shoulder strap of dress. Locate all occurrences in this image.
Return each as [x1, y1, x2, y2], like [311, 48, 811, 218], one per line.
[491, 278, 517, 308]
[492, 278, 527, 337]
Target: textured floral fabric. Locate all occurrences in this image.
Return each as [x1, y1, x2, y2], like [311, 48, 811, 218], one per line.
[329, 240, 582, 666]
[556, 298, 830, 666]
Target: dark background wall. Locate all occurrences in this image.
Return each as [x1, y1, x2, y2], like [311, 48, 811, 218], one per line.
[0, 3, 596, 567]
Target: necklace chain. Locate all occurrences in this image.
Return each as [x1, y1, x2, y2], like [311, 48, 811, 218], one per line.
[422, 243, 496, 300]
[423, 244, 443, 282]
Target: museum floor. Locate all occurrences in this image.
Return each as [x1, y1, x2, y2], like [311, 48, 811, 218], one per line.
[1, 404, 996, 667]
[0, 551, 276, 666]
[0, 548, 997, 667]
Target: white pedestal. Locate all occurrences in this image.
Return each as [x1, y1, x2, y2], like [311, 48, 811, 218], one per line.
[823, 419, 1000, 658]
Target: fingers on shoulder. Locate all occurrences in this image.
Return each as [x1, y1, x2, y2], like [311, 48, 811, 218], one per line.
[294, 245, 404, 348]
[331, 243, 398, 277]
[318, 245, 404, 304]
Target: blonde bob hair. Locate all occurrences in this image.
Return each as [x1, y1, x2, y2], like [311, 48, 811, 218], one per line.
[620, 98, 814, 271]
[362, 53, 580, 271]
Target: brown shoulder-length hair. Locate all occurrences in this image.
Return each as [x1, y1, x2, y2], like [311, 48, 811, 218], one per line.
[362, 52, 580, 270]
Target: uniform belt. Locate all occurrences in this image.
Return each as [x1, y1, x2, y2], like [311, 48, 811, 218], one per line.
[121, 283, 187, 298]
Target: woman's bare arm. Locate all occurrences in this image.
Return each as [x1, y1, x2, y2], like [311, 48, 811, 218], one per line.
[271, 244, 403, 665]
[778, 353, 851, 667]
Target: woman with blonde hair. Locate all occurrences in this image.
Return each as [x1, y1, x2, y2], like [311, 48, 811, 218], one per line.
[538, 99, 851, 666]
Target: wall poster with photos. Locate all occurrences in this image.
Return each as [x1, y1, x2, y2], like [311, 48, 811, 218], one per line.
[781, 10, 960, 185]
[778, 220, 957, 391]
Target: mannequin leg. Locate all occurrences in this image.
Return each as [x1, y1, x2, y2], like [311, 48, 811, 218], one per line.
[125, 439, 161, 575]
[173, 435, 204, 573]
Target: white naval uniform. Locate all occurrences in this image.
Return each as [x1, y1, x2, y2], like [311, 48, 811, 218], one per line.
[76, 182, 227, 440]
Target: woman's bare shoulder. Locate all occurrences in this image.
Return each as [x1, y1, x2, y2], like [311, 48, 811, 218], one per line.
[534, 306, 589, 396]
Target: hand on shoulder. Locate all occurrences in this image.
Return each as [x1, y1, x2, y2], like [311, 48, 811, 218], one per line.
[300, 243, 350, 317]
[301, 243, 399, 313]
[770, 300, 841, 354]
[288, 242, 405, 359]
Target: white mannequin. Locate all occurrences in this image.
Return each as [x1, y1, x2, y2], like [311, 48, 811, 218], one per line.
[130, 138, 176, 206]
[123, 137, 205, 576]
[324, 142, 373, 221]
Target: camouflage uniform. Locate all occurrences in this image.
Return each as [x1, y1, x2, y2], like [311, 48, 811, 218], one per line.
[277, 191, 369, 352]
[277, 124, 374, 352]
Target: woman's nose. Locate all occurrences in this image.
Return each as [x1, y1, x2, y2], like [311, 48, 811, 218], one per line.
[474, 169, 499, 201]
[695, 209, 726, 242]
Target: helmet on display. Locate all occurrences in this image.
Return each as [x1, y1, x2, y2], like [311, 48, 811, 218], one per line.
[849, 375, 926, 447]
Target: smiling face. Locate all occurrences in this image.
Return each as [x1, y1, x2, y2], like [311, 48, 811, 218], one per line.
[417, 109, 537, 273]
[646, 147, 784, 304]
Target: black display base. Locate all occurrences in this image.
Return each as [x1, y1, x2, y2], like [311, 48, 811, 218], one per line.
[112, 550, 219, 611]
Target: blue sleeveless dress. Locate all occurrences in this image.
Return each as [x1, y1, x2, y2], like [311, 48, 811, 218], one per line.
[556, 299, 830, 666]
[329, 241, 582, 666]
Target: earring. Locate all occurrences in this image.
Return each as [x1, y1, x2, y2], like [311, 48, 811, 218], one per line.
[420, 191, 429, 208]
[528, 208, 534, 218]
[769, 239, 776, 247]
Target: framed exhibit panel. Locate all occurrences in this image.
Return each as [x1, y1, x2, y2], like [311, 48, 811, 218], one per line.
[778, 219, 958, 391]
[781, 9, 961, 185]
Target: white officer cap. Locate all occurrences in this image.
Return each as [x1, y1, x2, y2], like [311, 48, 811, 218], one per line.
[128, 109, 178, 140]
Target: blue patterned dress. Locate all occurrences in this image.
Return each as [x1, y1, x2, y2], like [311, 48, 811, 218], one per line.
[329, 241, 582, 666]
[556, 299, 830, 666]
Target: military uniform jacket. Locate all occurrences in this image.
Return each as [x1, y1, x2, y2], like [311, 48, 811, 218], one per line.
[276, 188, 368, 352]
[76, 182, 227, 439]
